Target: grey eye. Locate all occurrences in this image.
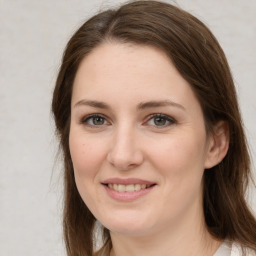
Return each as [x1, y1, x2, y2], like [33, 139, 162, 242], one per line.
[146, 114, 176, 128]
[82, 114, 108, 126]
[91, 116, 105, 125]
[153, 117, 167, 126]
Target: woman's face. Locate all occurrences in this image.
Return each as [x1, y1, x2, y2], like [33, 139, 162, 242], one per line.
[69, 42, 214, 236]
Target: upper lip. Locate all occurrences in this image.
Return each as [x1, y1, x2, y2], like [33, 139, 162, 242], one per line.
[102, 178, 156, 185]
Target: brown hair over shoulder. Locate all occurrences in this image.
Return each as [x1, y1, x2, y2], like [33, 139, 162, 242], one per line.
[52, 1, 256, 255]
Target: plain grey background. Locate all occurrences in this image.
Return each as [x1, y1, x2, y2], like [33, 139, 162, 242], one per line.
[1, 0, 255, 255]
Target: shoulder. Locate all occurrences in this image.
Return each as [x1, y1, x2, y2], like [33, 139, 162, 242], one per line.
[231, 242, 256, 256]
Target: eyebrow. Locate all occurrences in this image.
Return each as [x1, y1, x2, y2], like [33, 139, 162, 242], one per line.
[74, 100, 110, 109]
[137, 100, 186, 111]
[73, 99, 185, 111]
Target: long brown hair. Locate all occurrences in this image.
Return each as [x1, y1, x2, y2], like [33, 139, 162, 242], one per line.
[52, 1, 256, 255]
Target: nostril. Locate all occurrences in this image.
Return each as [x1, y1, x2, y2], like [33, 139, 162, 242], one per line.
[107, 150, 144, 171]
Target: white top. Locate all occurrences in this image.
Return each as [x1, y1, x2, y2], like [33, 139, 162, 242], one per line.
[96, 240, 255, 256]
[214, 241, 232, 256]
[214, 241, 255, 256]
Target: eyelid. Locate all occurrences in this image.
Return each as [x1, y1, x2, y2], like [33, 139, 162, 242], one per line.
[80, 113, 110, 126]
[144, 113, 176, 127]
[79, 113, 176, 128]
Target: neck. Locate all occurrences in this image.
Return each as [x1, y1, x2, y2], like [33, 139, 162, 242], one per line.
[110, 230, 221, 256]
[109, 206, 221, 256]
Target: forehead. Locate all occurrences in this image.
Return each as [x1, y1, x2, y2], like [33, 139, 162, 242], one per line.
[74, 42, 173, 86]
[71, 42, 201, 114]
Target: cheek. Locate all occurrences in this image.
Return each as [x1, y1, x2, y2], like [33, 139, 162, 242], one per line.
[151, 134, 206, 173]
[69, 131, 106, 209]
[69, 130, 105, 180]
[149, 131, 207, 200]
[150, 135, 206, 216]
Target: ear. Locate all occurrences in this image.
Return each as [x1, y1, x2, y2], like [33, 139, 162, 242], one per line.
[204, 121, 229, 169]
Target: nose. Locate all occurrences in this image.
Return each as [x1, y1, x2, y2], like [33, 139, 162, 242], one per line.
[107, 126, 144, 171]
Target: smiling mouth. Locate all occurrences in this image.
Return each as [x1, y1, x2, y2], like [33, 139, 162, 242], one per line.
[104, 183, 155, 192]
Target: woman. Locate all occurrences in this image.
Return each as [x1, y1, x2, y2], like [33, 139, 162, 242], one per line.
[52, 1, 256, 255]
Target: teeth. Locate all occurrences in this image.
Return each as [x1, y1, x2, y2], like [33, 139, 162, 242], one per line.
[107, 183, 151, 192]
[134, 184, 141, 191]
[125, 184, 134, 192]
[118, 184, 125, 192]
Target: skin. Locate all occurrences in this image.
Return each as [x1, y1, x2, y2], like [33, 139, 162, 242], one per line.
[69, 42, 229, 256]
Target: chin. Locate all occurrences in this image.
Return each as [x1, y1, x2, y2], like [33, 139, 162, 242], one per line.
[99, 211, 156, 237]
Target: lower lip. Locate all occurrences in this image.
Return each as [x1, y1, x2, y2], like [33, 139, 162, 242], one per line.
[103, 185, 155, 201]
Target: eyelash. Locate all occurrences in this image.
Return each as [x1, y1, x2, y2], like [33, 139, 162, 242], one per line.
[80, 113, 176, 128]
[81, 114, 109, 127]
[145, 113, 176, 128]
